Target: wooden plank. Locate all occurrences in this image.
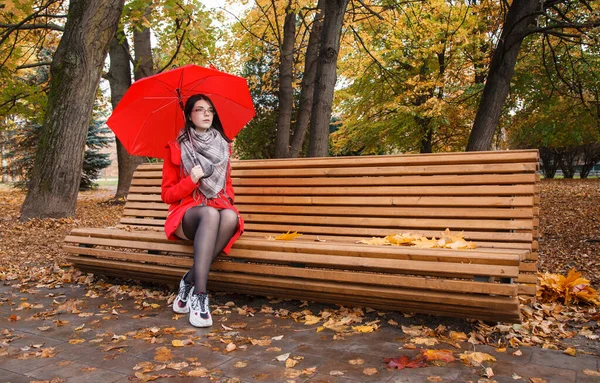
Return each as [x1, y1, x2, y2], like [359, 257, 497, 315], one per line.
[243, 223, 534, 242]
[119, 217, 164, 226]
[241, 214, 534, 230]
[63, 248, 517, 296]
[63, 245, 190, 267]
[64, 235, 518, 277]
[135, 174, 538, 187]
[233, 185, 537, 197]
[234, 195, 536, 207]
[69, 258, 521, 322]
[67, 228, 529, 262]
[235, 195, 537, 208]
[211, 261, 518, 296]
[230, 150, 539, 169]
[67, 256, 517, 310]
[126, 194, 163, 202]
[122, 202, 537, 220]
[235, 205, 537, 219]
[232, 163, 538, 178]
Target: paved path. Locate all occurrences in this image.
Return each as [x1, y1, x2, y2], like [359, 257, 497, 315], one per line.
[1, 284, 598, 383]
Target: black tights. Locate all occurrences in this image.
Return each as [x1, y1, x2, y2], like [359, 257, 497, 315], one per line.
[180, 206, 239, 294]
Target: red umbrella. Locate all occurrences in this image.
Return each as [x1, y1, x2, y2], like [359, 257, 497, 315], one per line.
[107, 64, 255, 158]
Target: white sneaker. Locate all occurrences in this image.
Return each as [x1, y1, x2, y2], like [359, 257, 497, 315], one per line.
[172, 272, 194, 314]
[189, 292, 212, 327]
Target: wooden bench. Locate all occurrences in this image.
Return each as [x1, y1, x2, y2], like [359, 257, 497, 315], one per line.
[64, 149, 540, 323]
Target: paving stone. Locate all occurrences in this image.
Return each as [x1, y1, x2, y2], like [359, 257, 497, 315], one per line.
[3, 331, 65, 349]
[303, 373, 363, 383]
[309, 348, 397, 382]
[26, 360, 127, 382]
[576, 369, 600, 383]
[0, 354, 60, 375]
[529, 348, 599, 371]
[214, 357, 312, 383]
[76, 348, 145, 375]
[0, 368, 33, 383]
[469, 360, 578, 383]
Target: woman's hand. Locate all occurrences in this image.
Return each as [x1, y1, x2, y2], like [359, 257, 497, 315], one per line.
[190, 165, 205, 183]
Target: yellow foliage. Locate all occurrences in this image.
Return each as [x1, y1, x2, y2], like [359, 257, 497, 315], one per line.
[537, 269, 600, 306]
[359, 229, 476, 250]
[275, 231, 303, 240]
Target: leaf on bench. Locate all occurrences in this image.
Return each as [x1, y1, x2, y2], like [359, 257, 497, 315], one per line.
[274, 231, 303, 241]
[358, 229, 477, 249]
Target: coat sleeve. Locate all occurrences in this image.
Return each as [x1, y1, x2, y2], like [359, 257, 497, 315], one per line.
[225, 143, 235, 203]
[161, 144, 197, 205]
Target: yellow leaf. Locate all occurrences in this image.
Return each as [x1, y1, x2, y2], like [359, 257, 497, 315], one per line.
[348, 359, 364, 365]
[304, 315, 321, 325]
[68, 339, 85, 345]
[412, 337, 439, 346]
[188, 368, 209, 377]
[154, 347, 173, 362]
[449, 331, 468, 341]
[363, 367, 378, 376]
[275, 231, 302, 240]
[285, 358, 298, 368]
[172, 340, 185, 347]
[352, 325, 375, 333]
[583, 370, 600, 377]
[358, 237, 390, 245]
[563, 347, 576, 356]
[459, 351, 496, 366]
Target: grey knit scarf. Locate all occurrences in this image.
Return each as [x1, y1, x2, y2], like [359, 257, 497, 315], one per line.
[180, 127, 229, 199]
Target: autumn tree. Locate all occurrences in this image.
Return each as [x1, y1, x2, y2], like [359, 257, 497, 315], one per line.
[332, 0, 501, 155]
[467, 0, 600, 151]
[19, 0, 124, 219]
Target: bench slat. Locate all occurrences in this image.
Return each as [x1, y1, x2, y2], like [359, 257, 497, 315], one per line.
[124, 202, 537, 220]
[128, 184, 538, 196]
[132, 173, 538, 187]
[67, 228, 525, 264]
[63, 249, 517, 296]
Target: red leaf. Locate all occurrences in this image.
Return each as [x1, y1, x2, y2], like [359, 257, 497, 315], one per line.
[384, 355, 427, 370]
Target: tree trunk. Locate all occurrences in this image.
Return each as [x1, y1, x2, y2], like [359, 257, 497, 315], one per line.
[307, 0, 349, 157]
[539, 147, 560, 179]
[20, 0, 124, 220]
[290, 0, 324, 158]
[559, 147, 579, 178]
[466, 0, 538, 151]
[133, 6, 154, 81]
[107, 30, 143, 200]
[275, 3, 296, 158]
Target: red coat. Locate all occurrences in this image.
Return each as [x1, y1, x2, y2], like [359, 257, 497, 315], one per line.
[161, 140, 244, 254]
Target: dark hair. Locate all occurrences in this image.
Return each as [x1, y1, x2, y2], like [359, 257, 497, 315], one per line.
[177, 94, 231, 143]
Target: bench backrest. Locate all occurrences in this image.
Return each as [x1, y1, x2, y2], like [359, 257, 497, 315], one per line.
[123, 150, 539, 256]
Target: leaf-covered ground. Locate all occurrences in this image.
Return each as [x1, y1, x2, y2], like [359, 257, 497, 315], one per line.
[1, 179, 599, 372]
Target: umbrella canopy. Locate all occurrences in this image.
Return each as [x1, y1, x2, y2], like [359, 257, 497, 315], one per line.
[107, 64, 255, 158]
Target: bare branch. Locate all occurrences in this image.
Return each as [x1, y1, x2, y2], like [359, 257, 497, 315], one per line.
[0, 22, 64, 31]
[218, 7, 279, 49]
[16, 61, 52, 70]
[354, 0, 384, 20]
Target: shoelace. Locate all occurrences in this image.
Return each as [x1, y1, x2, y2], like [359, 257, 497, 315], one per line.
[178, 281, 194, 301]
[190, 293, 208, 312]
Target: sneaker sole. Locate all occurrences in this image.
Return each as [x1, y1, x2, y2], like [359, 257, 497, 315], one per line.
[172, 300, 189, 314]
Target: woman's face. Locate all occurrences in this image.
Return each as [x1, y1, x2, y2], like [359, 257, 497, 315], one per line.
[190, 99, 214, 131]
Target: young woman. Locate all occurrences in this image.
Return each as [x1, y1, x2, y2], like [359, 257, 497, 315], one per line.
[161, 94, 243, 327]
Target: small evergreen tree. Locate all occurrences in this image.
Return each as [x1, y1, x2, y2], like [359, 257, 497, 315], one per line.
[80, 119, 112, 190]
[5, 114, 112, 191]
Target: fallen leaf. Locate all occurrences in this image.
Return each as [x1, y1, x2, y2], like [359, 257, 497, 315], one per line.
[188, 368, 209, 377]
[583, 370, 600, 376]
[421, 349, 455, 362]
[563, 347, 576, 356]
[275, 231, 302, 240]
[459, 351, 496, 366]
[276, 352, 291, 362]
[329, 370, 344, 376]
[384, 355, 427, 370]
[348, 358, 364, 365]
[154, 347, 173, 362]
[234, 361, 248, 368]
[412, 337, 439, 346]
[285, 358, 298, 368]
[363, 367, 379, 376]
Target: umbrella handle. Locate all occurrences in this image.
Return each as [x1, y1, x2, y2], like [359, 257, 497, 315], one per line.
[201, 164, 214, 179]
